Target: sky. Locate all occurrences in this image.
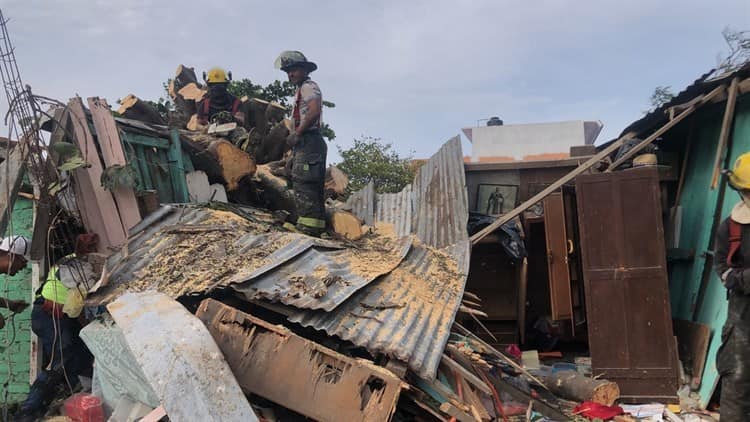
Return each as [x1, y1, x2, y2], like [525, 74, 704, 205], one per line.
[0, 0, 748, 162]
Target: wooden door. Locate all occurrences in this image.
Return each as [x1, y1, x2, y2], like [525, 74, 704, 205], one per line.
[544, 192, 573, 320]
[576, 167, 678, 402]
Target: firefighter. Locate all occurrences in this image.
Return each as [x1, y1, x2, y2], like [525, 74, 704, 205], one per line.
[275, 51, 326, 236]
[0, 235, 30, 328]
[714, 152, 750, 420]
[196, 67, 245, 125]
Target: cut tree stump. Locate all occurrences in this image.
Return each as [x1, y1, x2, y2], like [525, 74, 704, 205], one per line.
[541, 370, 619, 406]
[327, 210, 362, 240]
[117, 94, 165, 125]
[182, 134, 255, 191]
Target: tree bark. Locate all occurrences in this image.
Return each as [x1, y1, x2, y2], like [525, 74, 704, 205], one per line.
[253, 164, 296, 217]
[117, 94, 165, 125]
[182, 133, 256, 191]
[541, 370, 619, 406]
[325, 165, 348, 199]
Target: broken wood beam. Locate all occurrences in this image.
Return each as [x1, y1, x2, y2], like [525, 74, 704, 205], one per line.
[711, 77, 740, 189]
[440, 354, 492, 395]
[453, 322, 548, 390]
[470, 83, 726, 245]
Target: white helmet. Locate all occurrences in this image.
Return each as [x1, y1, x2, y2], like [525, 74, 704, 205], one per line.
[0, 235, 30, 260]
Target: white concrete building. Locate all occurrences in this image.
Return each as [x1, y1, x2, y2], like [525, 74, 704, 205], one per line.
[462, 119, 603, 163]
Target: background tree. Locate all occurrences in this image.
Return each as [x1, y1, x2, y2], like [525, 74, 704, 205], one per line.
[646, 85, 675, 113]
[336, 136, 416, 197]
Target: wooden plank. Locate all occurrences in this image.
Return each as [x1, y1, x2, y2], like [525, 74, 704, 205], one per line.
[543, 192, 573, 320]
[607, 84, 726, 171]
[0, 146, 28, 236]
[68, 97, 127, 252]
[673, 319, 711, 389]
[441, 354, 492, 395]
[710, 77, 740, 189]
[518, 257, 528, 344]
[439, 402, 476, 422]
[87, 97, 141, 230]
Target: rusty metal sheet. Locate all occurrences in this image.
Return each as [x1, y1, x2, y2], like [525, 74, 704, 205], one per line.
[107, 292, 258, 422]
[576, 167, 679, 402]
[196, 299, 403, 422]
[233, 235, 412, 311]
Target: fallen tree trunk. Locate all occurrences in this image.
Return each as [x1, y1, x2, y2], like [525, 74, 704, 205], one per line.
[254, 164, 296, 217]
[254, 120, 289, 164]
[117, 94, 165, 125]
[541, 370, 619, 406]
[182, 134, 255, 191]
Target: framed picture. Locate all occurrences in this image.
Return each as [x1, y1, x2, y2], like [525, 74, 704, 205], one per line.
[476, 184, 518, 216]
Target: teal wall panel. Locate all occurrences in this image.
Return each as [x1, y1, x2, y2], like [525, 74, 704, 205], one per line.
[668, 94, 750, 406]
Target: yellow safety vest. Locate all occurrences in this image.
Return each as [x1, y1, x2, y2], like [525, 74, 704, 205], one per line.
[40, 254, 76, 305]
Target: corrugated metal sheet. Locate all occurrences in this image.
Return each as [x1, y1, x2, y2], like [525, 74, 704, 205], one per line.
[233, 235, 412, 311]
[290, 240, 470, 380]
[90, 205, 316, 303]
[347, 181, 375, 225]
[291, 136, 470, 379]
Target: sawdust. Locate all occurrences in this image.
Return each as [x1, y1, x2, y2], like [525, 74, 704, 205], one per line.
[124, 215, 294, 298]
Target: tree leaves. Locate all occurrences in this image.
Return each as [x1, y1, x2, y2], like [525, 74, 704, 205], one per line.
[336, 137, 415, 197]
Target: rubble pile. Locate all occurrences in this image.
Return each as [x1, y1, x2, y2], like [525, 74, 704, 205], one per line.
[4, 63, 723, 422]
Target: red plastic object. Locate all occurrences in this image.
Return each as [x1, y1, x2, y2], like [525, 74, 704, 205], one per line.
[63, 393, 104, 422]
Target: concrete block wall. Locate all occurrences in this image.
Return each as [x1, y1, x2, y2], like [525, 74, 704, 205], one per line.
[0, 198, 34, 403]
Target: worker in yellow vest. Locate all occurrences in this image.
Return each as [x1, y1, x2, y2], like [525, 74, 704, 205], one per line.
[18, 234, 97, 419]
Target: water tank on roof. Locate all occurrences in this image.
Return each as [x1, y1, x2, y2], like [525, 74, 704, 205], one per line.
[487, 116, 503, 126]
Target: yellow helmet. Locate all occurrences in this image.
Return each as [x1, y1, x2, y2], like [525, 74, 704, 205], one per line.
[203, 67, 231, 84]
[727, 152, 750, 190]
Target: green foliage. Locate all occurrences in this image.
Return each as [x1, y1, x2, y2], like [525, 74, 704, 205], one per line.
[336, 136, 415, 197]
[101, 164, 141, 192]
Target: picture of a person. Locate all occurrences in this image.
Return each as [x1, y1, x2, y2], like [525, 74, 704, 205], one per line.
[486, 187, 505, 215]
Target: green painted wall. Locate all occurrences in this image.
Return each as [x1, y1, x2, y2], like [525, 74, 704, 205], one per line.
[668, 93, 750, 406]
[0, 197, 33, 403]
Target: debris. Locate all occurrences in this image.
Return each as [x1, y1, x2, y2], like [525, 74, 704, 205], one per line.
[196, 299, 403, 422]
[107, 292, 258, 422]
[573, 401, 624, 420]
